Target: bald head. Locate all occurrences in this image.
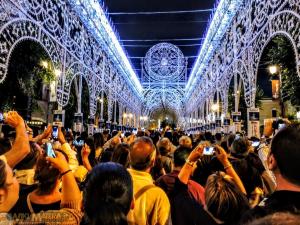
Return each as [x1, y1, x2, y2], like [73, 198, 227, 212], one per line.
[130, 137, 156, 171]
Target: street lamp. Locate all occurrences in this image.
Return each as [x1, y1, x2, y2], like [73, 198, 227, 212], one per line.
[268, 65, 278, 75]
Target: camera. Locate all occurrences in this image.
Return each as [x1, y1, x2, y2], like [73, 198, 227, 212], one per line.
[45, 142, 56, 158]
[0, 112, 7, 124]
[252, 141, 260, 147]
[203, 147, 215, 155]
[52, 126, 58, 140]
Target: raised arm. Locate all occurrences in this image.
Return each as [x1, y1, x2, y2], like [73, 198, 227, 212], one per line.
[81, 143, 92, 171]
[178, 143, 205, 184]
[214, 145, 247, 195]
[4, 111, 30, 168]
[46, 151, 81, 209]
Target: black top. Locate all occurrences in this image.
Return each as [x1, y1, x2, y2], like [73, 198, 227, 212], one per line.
[240, 190, 300, 224]
[171, 178, 217, 225]
[10, 191, 61, 214]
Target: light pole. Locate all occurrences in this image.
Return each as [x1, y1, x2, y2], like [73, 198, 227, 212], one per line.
[269, 64, 284, 117]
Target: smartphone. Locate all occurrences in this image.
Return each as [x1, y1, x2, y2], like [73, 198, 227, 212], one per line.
[0, 113, 3, 124]
[52, 126, 58, 140]
[252, 141, 260, 147]
[203, 147, 215, 155]
[45, 142, 56, 158]
[278, 123, 285, 130]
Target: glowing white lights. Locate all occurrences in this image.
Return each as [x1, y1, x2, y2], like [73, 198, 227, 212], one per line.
[269, 65, 278, 75]
[68, 0, 143, 96]
[211, 103, 219, 112]
[185, 0, 243, 99]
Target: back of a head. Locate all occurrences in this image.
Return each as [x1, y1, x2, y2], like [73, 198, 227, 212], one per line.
[215, 133, 222, 142]
[231, 137, 250, 158]
[178, 136, 192, 149]
[205, 172, 249, 223]
[270, 124, 300, 185]
[83, 162, 133, 225]
[34, 155, 60, 195]
[173, 146, 191, 167]
[130, 137, 156, 171]
[227, 134, 236, 149]
[157, 138, 170, 151]
[112, 143, 130, 168]
[93, 132, 104, 148]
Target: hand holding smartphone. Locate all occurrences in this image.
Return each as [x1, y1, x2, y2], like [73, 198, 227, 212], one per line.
[203, 146, 215, 155]
[52, 126, 58, 140]
[45, 142, 56, 158]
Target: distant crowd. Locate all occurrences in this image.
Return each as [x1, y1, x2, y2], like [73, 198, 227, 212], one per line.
[1, 111, 300, 225]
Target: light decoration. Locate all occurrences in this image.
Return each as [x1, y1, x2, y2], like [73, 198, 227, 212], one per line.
[185, 0, 243, 99]
[142, 43, 187, 118]
[68, 0, 143, 97]
[211, 103, 219, 112]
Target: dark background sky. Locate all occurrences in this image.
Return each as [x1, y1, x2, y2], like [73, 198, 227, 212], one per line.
[102, 0, 216, 80]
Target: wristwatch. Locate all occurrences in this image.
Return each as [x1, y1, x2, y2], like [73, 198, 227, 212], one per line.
[185, 159, 195, 167]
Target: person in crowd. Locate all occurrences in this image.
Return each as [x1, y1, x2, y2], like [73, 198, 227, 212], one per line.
[156, 146, 205, 205]
[0, 111, 30, 168]
[127, 137, 171, 225]
[0, 151, 82, 224]
[173, 144, 249, 225]
[178, 136, 192, 149]
[157, 138, 174, 174]
[193, 136, 263, 200]
[93, 132, 104, 159]
[240, 124, 300, 223]
[112, 143, 130, 168]
[103, 131, 122, 150]
[10, 149, 69, 214]
[215, 133, 223, 145]
[81, 162, 133, 225]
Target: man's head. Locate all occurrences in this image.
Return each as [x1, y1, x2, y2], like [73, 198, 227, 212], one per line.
[215, 133, 222, 142]
[173, 146, 191, 168]
[157, 138, 171, 155]
[0, 159, 19, 212]
[230, 137, 249, 158]
[130, 137, 156, 171]
[268, 125, 300, 186]
[178, 136, 192, 149]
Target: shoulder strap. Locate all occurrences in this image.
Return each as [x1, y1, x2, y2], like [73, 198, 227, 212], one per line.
[134, 184, 156, 200]
[26, 193, 35, 214]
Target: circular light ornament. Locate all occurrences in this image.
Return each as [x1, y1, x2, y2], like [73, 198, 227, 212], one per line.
[144, 42, 185, 80]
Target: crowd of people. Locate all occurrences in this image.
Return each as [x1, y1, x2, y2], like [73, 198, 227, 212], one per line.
[0, 111, 300, 225]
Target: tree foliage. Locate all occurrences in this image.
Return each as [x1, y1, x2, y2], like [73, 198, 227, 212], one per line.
[266, 36, 300, 107]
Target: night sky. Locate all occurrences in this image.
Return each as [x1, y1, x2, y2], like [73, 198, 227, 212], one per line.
[102, 0, 216, 80]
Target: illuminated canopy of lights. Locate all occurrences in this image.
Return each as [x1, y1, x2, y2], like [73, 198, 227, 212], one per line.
[185, 0, 243, 100]
[68, 0, 143, 98]
[68, 0, 243, 119]
[142, 43, 187, 117]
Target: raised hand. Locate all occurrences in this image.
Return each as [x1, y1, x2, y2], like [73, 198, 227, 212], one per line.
[46, 150, 69, 173]
[4, 111, 25, 129]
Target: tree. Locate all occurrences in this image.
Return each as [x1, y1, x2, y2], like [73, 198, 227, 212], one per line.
[266, 36, 300, 107]
[0, 40, 54, 119]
